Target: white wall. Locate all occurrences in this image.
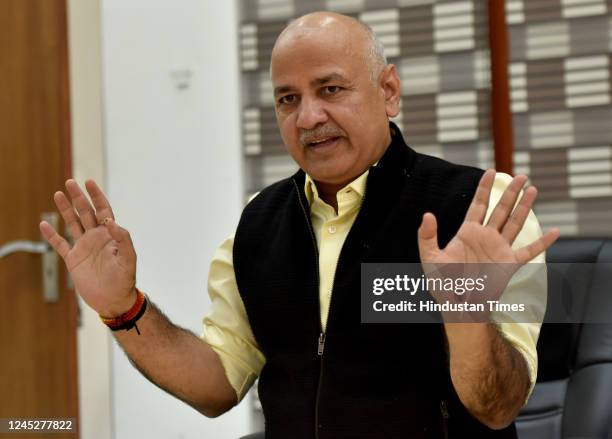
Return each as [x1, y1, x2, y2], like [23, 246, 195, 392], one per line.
[100, 1, 250, 438]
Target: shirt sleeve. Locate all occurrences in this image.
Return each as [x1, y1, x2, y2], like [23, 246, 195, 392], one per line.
[200, 234, 266, 402]
[485, 172, 546, 403]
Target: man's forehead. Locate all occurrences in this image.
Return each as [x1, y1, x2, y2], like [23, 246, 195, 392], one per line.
[271, 33, 359, 86]
[270, 13, 372, 90]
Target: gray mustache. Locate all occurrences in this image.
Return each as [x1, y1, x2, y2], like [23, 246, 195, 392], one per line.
[299, 125, 346, 146]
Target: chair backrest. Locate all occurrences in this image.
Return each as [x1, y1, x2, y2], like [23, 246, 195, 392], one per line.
[516, 238, 612, 439]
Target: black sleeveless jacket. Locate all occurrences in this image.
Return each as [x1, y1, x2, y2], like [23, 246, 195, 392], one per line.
[233, 123, 518, 438]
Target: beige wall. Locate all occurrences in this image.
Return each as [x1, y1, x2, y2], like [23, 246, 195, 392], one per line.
[67, 1, 112, 438]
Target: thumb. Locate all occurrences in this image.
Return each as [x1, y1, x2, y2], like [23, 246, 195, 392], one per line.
[418, 212, 440, 260]
[101, 218, 136, 263]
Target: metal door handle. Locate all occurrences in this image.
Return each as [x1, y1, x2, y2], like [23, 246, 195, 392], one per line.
[0, 212, 59, 302]
[0, 240, 48, 258]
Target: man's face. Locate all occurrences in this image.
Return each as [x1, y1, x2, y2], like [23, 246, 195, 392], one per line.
[270, 26, 398, 189]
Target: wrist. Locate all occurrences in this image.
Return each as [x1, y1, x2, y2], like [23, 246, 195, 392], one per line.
[99, 288, 138, 318]
[99, 288, 148, 334]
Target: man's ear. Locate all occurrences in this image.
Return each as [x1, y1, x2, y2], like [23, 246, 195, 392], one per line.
[380, 64, 401, 118]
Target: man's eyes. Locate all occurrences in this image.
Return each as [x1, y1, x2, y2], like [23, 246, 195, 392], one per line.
[277, 86, 343, 106]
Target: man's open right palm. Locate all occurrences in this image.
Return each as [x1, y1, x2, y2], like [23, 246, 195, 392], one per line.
[40, 179, 137, 317]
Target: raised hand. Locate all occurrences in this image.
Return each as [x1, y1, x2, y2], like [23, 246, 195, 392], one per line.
[417, 170, 560, 312]
[40, 179, 137, 317]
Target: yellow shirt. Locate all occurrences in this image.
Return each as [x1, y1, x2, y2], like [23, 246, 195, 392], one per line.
[201, 171, 545, 402]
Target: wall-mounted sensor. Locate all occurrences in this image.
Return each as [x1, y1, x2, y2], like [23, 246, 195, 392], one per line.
[170, 68, 193, 90]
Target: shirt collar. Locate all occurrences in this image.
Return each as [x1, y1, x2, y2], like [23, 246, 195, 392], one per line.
[304, 168, 369, 207]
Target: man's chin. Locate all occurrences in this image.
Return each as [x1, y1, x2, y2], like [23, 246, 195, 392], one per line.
[306, 167, 356, 189]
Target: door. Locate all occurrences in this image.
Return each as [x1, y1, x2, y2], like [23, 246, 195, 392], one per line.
[0, 1, 78, 438]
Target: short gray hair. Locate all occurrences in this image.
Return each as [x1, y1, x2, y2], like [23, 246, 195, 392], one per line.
[360, 21, 388, 82]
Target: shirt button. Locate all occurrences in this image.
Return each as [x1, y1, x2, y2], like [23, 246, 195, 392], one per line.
[328, 225, 337, 234]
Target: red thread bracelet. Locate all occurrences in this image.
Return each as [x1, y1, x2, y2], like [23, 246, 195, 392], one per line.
[100, 289, 147, 335]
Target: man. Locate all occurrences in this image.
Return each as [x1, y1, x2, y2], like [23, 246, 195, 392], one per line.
[41, 11, 558, 438]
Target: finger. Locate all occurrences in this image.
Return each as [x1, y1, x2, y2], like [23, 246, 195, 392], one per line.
[486, 174, 529, 231]
[501, 186, 538, 244]
[514, 228, 561, 264]
[53, 191, 84, 239]
[103, 218, 136, 265]
[85, 179, 115, 222]
[65, 179, 98, 230]
[40, 221, 71, 259]
[464, 169, 496, 224]
[418, 212, 440, 260]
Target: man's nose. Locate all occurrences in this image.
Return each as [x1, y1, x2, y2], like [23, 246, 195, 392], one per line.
[295, 97, 328, 130]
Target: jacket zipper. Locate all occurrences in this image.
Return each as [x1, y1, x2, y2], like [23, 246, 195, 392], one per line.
[292, 177, 368, 439]
[440, 400, 449, 439]
[292, 179, 324, 439]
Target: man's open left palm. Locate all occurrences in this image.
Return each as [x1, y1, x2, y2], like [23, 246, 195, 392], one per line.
[417, 170, 560, 304]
